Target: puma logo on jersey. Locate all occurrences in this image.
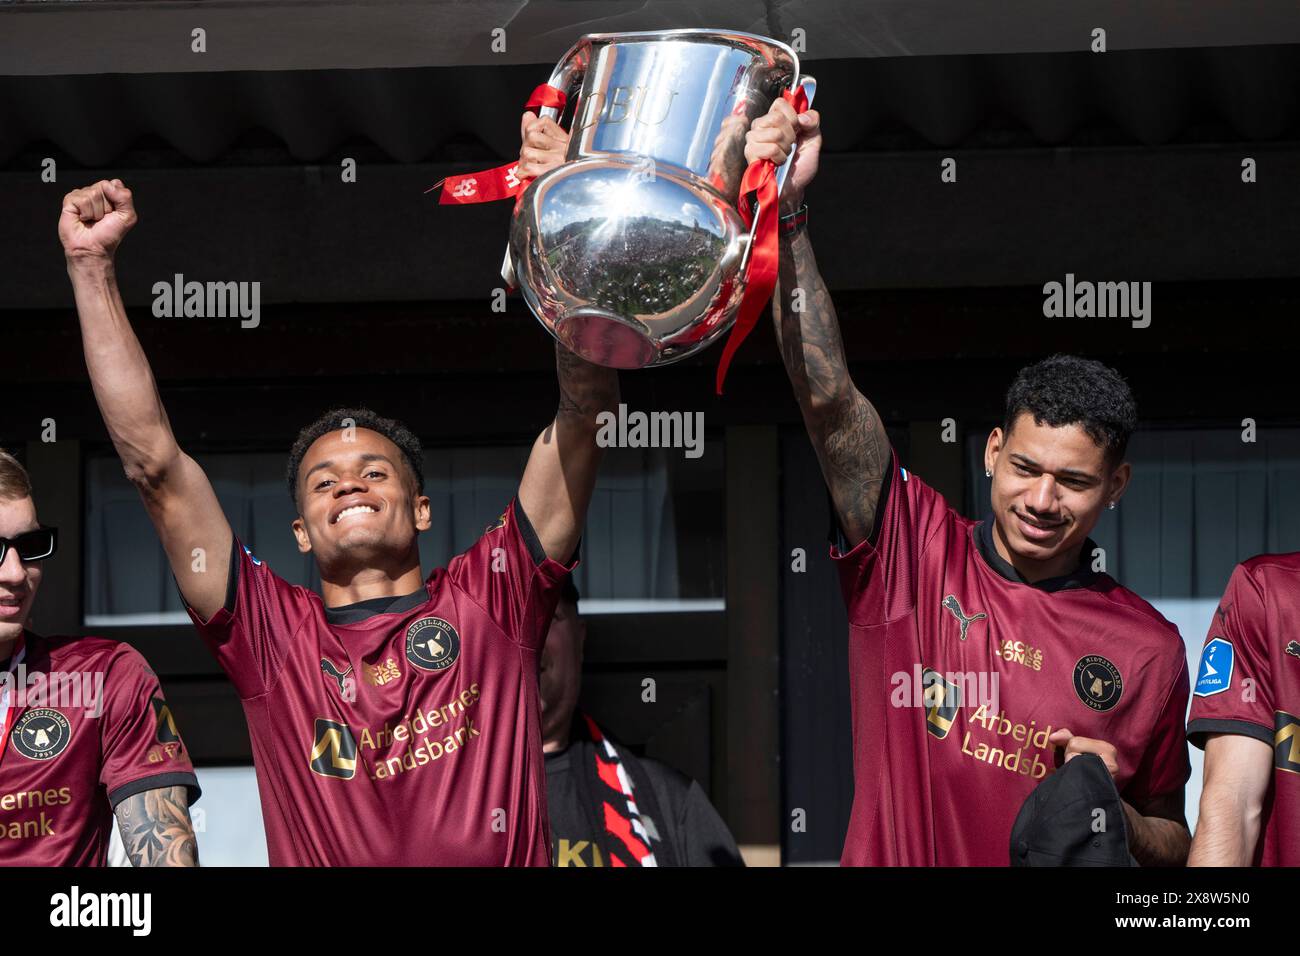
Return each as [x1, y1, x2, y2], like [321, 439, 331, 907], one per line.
[942, 595, 987, 641]
[1286, 641, 1300, 660]
[320, 657, 355, 701]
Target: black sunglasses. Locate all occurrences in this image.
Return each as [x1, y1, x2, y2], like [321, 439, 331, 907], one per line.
[0, 527, 58, 565]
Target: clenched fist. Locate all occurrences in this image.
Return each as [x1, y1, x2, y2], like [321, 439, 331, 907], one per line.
[59, 179, 137, 262]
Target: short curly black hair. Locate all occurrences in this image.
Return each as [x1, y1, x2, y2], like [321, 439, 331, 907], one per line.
[1004, 355, 1137, 464]
[285, 407, 424, 508]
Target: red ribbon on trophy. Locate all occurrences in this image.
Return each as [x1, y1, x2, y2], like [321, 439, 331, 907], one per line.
[432, 84, 567, 205]
[714, 84, 809, 395]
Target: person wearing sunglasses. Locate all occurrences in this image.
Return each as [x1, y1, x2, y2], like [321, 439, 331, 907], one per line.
[0, 450, 200, 866]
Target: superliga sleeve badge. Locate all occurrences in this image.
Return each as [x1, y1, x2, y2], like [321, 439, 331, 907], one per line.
[1193, 637, 1234, 697]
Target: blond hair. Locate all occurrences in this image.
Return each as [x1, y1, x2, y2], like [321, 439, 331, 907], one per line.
[0, 450, 32, 502]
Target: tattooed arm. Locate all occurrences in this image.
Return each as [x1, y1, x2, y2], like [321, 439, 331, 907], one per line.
[517, 345, 620, 562]
[750, 101, 891, 547]
[114, 785, 199, 867]
[773, 232, 890, 547]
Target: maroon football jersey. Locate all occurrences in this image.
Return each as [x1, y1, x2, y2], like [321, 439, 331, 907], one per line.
[187, 498, 571, 866]
[1187, 553, 1300, 866]
[0, 633, 199, 866]
[832, 455, 1191, 866]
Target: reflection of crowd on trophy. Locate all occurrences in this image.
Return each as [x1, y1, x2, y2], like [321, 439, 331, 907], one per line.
[546, 216, 725, 316]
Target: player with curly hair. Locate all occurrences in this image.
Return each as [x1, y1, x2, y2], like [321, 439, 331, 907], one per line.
[59, 178, 618, 866]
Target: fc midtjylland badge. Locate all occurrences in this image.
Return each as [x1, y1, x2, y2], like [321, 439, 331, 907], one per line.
[405, 617, 461, 672]
[1073, 655, 1123, 712]
[12, 708, 72, 760]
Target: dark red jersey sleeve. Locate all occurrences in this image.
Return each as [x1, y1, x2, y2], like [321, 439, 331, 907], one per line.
[1187, 562, 1274, 748]
[1122, 656, 1192, 803]
[100, 644, 201, 808]
[446, 497, 577, 651]
[184, 537, 309, 699]
[829, 450, 956, 625]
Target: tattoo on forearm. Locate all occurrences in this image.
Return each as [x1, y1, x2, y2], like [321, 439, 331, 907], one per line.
[773, 231, 890, 545]
[555, 343, 620, 424]
[115, 786, 198, 867]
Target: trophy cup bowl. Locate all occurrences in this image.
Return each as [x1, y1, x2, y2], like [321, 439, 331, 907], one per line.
[507, 29, 812, 369]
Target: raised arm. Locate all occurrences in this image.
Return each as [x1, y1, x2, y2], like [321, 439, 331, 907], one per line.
[114, 785, 199, 867]
[750, 102, 891, 547]
[517, 345, 619, 563]
[1187, 733, 1273, 866]
[60, 180, 232, 621]
[514, 113, 620, 562]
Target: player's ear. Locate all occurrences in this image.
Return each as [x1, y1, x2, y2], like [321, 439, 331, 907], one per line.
[984, 427, 1004, 476]
[413, 494, 431, 533]
[1106, 459, 1132, 506]
[291, 516, 312, 554]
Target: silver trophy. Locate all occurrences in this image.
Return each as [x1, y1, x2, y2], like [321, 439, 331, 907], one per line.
[505, 29, 815, 369]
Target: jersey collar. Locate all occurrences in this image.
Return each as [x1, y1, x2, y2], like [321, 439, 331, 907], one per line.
[324, 588, 428, 626]
[974, 517, 1098, 592]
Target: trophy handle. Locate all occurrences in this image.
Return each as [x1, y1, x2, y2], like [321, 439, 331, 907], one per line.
[502, 42, 592, 287]
[774, 75, 815, 197]
[537, 40, 590, 127]
[739, 74, 817, 274]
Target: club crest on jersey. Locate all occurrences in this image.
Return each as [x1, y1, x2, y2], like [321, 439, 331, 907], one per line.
[1276, 711, 1300, 775]
[1073, 655, 1123, 712]
[941, 595, 987, 642]
[405, 617, 461, 672]
[1193, 637, 1234, 698]
[309, 717, 357, 780]
[11, 708, 72, 760]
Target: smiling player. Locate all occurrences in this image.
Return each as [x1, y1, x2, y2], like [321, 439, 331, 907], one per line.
[519, 98, 1194, 866]
[60, 179, 618, 865]
[750, 101, 1192, 866]
[0, 451, 199, 866]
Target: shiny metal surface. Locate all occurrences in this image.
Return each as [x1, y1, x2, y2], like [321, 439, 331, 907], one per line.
[508, 30, 804, 369]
